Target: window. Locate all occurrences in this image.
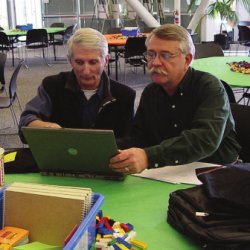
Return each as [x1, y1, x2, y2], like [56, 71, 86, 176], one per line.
[14, 0, 42, 28]
[0, 0, 8, 29]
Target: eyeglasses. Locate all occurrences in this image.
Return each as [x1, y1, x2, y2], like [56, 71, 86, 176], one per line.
[143, 51, 181, 62]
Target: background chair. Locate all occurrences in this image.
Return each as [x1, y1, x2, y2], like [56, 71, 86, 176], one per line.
[49, 25, 74, 61]
[0, 52, 7, 92]
[0, 31, 18, 66]
[237, 24, 250, 55]
[0, 59, 24, 130]
[221, 80, 236, 103]
[25, 29, 50, 66]
[123, 36, 147, 82]
[236, 89, 250, 106]
[230, 103, 250, 162]
[50, 22, 65, 28]
[0, 32, 11, 52]
[194, 43, 224, 59]
[49, 22, 65, 50]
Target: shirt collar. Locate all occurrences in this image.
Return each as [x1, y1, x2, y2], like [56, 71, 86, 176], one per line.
[155, 67, 193, 96]
[177, 67, 193, 91]
[65, 70, 106, 100]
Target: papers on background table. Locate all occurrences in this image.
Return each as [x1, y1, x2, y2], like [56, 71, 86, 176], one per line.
[132, 162, 221, 185]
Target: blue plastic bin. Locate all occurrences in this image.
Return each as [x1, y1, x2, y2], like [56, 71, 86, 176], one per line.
[0, 188, 4, 227]
[64, 193, 104, 250]
[16, 24, 33, 30]
[121, 27, 139, 37]
[0, 190, 104, 250]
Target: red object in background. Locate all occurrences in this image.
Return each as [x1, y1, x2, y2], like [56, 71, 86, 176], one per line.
[174, 10, 180, 25]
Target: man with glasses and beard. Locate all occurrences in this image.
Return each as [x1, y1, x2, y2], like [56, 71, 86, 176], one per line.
[109, 24, 240, 175]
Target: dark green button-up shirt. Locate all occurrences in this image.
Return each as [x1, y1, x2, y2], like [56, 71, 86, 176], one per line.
[130, 67, 241, 168]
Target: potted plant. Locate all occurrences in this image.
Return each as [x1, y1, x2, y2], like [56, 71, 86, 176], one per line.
[188, 0, 250, 48]
[189, 0, 250, 25]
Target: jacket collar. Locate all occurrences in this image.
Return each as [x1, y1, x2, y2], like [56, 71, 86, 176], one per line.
[65, 70, 116, 104]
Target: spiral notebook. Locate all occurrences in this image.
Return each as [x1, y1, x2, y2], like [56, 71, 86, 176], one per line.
[21, 127, 124, 180]
[3, 182, 93, 246]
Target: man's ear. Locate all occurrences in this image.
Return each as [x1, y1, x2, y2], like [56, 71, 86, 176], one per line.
[68, 55, 72, 66]
[104, 54, 109, 67]
[184, 53, 193, 70]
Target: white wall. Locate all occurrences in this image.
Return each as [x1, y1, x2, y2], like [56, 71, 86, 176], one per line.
[237, 2, 250, 21]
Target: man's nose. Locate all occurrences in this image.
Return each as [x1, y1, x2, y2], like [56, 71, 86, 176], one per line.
[151, 54, 162, 65]
[81, 63, 91, 73]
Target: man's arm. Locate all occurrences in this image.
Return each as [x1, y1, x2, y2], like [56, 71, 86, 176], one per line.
[19, 85, 60, 128]
[19, 85, 61, 142]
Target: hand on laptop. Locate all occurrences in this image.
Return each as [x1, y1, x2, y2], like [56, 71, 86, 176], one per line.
[28, 120, 62, 129]
[109, 148, 148, 174]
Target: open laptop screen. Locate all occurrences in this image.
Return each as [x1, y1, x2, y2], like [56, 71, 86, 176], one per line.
[21, 127, 124, 180]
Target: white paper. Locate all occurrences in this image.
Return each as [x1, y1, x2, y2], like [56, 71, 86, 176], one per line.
[132, 162, 221, 185]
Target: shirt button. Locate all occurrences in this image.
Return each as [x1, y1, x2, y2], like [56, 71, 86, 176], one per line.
[175, 160, 179, 164]
[154, 163, 159, 168]
[172, 105, 176, 109]
[174, 124, 178, 128]
[180, 92, 183, 96]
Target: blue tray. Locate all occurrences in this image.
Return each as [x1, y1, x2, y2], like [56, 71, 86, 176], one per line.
[64, 193, 104, 250]
[16, 24, 33, 30]
[121, 28, 139, 37]
[0, 190, 104, 250]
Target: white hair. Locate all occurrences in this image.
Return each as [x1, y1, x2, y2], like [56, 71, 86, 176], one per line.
[67, 28, 108, 58]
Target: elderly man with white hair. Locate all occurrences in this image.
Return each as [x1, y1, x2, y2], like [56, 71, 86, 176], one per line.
[19, 28, 135, 141]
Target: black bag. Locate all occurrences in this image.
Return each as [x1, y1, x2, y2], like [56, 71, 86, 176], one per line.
[167, 164, 250, 250]
[4, 148, 39, 173]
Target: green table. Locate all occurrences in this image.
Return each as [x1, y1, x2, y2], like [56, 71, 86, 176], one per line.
[4, 27, 65, 37]
[4, 174, 197, 250]
[191, 56, 250, 88]
[4, 27, 66, 64]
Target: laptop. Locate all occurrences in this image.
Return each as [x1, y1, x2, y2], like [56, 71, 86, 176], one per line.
[21, 127, 125, 180]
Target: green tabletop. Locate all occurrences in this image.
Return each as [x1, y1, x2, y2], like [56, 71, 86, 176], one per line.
[4, 27, 65, 36]
[4, 173, 197, 250]
[191, 56, 250, 88]
[44, 27, 65, 34]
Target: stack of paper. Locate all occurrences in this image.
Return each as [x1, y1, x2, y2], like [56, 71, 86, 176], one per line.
[132, 162, 221, 185]
[3, 182, 92, 246]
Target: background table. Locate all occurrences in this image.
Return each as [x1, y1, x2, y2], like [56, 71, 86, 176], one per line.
[5, 27, 65, 37]
[5, 173, 197, 249]
[104, 34, 148, 81]
[191, 56, 250, 88]
[104, 34, 127, 81]
[4, 28, 66, 65]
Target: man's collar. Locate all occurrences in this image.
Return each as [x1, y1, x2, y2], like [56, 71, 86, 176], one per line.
[64, 70, 114, 101]
[178, 67, 192, 91]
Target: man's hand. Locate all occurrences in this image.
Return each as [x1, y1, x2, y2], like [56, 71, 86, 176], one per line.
[28, 120, 62, 128]
[109, 148, 148, 174]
